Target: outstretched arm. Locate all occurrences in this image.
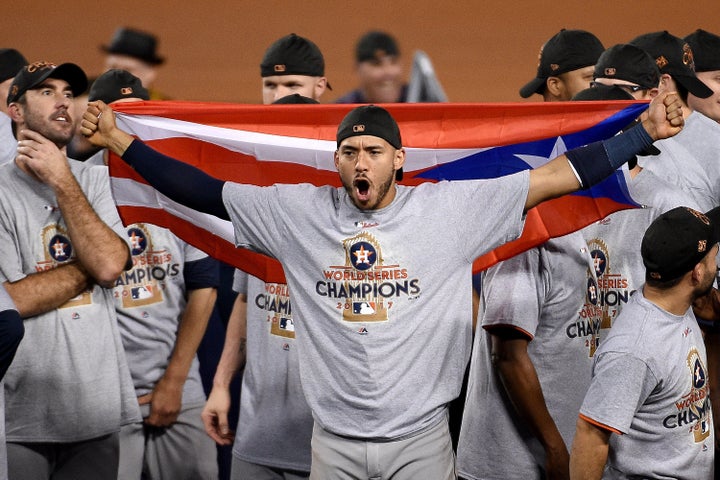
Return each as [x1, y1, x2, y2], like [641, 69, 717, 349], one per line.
[525, 92, 684, 212]
[81, 101, 229, 220]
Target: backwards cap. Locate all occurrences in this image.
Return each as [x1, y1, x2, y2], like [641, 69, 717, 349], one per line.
[261, 33, 326, 78]
[336, 105, 403, 180]
[594, 43, 660, 89]
[89, 69, 150, 104]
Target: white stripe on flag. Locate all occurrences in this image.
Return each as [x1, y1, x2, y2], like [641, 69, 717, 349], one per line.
[116, 113, 490, 173]
[111, 177, 235, 243]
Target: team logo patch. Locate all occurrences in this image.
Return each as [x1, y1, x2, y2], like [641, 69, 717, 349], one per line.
[656, 55, 669, 69]
[604, 67, 617, 76]
[48, 234, 72, 262]
[274, 64, 286, 72]
[680, 348, 712, 443]
[352, 124, 365, 133]
[128, 227, 148, 255]
[682, 43, 695, 70]
[350, 241, 377, 271]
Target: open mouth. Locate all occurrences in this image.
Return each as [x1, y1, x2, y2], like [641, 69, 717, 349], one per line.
[354, 178, 370, 201]
[53, 111, 71, 123]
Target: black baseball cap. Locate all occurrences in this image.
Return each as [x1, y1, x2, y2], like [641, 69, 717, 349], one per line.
[572, 83, 634, 101]
[684, 29, 720, 72]
[272, 93, 319, 104]
[7, 61, 87, 105]
[520, 29, 605, 98]
[101, 27, 165, 65]
[336, 105, 403, 180]
[641, 206, 720, 281]
[261, 33, 326, 78]
[356, 31, 400, 63]
[594, 44, 660, 89]
[0, 48, 28, 83]
[629, 31, 713, 99]
[89, 69, 150, 104]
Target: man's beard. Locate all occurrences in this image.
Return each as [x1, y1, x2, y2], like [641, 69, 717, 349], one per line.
[344, 168, 395, 210]
[23, 107, 73, 148]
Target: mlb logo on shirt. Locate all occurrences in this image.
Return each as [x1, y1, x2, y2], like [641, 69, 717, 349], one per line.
[131, 285, 153, 300]
[279, 317, 295, 332]
[353, 302, 376, 315]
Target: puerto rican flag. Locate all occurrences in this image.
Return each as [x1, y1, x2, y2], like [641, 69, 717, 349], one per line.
[108, 100, 647, 282]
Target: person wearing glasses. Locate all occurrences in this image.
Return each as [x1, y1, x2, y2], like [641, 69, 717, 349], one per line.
[590, 44, 660, 105]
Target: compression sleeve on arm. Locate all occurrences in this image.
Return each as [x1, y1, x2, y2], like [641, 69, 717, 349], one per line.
[122, 140, 230, 220]
[565, 124, 653, 189]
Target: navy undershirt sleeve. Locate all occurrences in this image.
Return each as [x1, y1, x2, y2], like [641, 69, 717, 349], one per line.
[183, 256, 221, 291]
[122, 140, 230, 220]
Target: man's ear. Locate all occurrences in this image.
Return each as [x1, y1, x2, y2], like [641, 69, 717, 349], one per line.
[7, 102, 22, 123]
[394, 148, 405, 172]
[545, 76, 563, 98]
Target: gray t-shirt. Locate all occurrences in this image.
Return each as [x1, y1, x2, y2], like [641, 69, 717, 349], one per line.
[0, 160, 140, 442]
[112, 223, 207, 406]
[639, 112, 717, 211]
[581, 168, 700, 331]
[579, 291, 713, 479]
[0, 285, 12, 480]
[0, 113, 16, 166]
[676, 111, 720, 205]
[222, 173, 529, 440]
[231, 270, 313, 472]
[457, 231, 599, 479]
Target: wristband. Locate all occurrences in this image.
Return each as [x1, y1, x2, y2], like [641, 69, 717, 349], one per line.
[566, 124, 654, 189]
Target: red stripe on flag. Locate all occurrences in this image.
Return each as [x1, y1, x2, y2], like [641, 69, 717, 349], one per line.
[112, 101, 644, 148]
[473, 195, 635, 271]
[118, 205, 288, 283]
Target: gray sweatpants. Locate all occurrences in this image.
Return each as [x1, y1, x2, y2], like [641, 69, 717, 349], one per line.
[309, 414, 457, 480]
[118, 403, 218, 480]
[7, 433, 119, 480]
[231, 456, 309, 480]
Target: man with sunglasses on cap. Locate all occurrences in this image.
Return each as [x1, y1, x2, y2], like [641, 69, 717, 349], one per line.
[570, 206, 718, 479]
[82, 89, 683, 478]
[0, 61, 138, 480]
[590, 44, 660, 104]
